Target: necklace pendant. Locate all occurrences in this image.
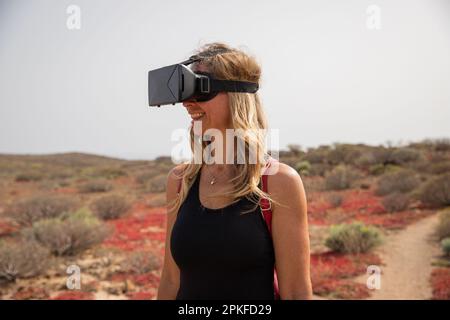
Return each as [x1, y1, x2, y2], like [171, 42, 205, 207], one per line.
[210, 178, 215, 185]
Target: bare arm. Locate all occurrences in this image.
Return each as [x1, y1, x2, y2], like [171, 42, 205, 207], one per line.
[269, 163, 313, 300]
[156, 165, 183, 300]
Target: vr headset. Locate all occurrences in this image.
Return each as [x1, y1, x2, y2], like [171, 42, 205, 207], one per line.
[148, 57, 259, 107]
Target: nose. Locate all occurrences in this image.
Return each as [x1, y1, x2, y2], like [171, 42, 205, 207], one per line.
[182, 99, 197, 109]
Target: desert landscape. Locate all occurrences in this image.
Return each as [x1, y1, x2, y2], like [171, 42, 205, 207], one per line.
[0, 138, 449, 300]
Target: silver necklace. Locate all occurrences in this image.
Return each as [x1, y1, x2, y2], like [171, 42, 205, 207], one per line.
[203, 165, 230, 185]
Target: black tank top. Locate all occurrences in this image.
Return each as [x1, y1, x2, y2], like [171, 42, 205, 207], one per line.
[170, 171, 275, 300]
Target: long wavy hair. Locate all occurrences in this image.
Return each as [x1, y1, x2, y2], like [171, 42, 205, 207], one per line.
[168, 42, 281, 215]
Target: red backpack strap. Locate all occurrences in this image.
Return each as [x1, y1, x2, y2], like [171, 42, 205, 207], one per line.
[260, 157, 281, 300]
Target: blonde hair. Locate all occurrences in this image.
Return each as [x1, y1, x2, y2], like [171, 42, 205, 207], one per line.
[168, 42, 281, 215]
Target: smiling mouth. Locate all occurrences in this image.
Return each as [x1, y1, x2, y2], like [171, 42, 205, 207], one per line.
[190, 112, 206, 120]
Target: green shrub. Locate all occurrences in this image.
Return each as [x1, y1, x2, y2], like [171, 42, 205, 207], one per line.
[428, 161, 450, 175]
[369, 164, 385, 176]
[90, 195, 130, 220]
[6, 194, 78, 226]
[78, 179, 112, 193]
[418, 173, 450, 207]
[381, 193, 410, 213]
[441, 238, 450, 257]
[15, 172, 44, 182]
[369, 164, 401, 176]
[325, 222, 382, 254]
[96, 167, 127, 179]
[435, 209, 450, 241]
[0, 241, 50, 283]
[375, 169, 419, 196]
[294, 161, 311, 176]
[355, 152, 377, 168]
[22, 208, 111, 256]
[324, 165, 362, 191]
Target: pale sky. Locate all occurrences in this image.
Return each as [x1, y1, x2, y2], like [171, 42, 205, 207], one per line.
[1, 0, 449, 160]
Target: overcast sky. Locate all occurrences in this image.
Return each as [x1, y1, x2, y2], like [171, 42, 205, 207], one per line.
[0, 0, 449, 160]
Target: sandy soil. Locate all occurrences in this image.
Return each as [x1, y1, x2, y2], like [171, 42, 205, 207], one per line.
[355, 213, 441, 299]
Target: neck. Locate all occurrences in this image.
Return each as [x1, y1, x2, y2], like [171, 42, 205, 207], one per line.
[204, 131, 238, 166]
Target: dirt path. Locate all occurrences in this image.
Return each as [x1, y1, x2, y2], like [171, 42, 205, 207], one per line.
[355, 213, 441, 299]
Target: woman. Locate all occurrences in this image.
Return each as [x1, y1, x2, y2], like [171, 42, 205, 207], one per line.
[157, 42, 312, 300]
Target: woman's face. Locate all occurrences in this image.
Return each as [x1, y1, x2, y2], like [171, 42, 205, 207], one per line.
[182, 65, 232, 135]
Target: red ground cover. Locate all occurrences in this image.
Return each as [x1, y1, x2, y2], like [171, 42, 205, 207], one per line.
[307, 189, 433, 229]
[310, 252, 382, 299]
[52, 290, 95, 300]
[430, 268, 450, 300]
[102, 204, 166, 252]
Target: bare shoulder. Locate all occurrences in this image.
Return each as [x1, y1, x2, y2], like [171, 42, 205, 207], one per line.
[166, 164, 187, 197]
[267, 161, 303, 191]
[266, 161, 307, 212]
[167, 163, 186, 181]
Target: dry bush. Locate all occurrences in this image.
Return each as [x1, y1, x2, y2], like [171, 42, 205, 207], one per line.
[6, 194, 78, 227]
[428, 161, 450, 175]
[324, 165, 362, 191]
[135, 169, 162, 185]
[0, 241, 50, 283]
[47, 169, 74, 180]
[309, 163, 333, 177]
[78, 179, 112, 193]
[90, 194, 130, 220]
[435, 208, 450, 241]
[146, 193, 166, 208]
[354, 146, 420, 168]
[121, 251, 161, 274]
[381, 193, 410, 213]
[417, 138, 450, 152]
[375, 169, 419, 196]
[22, 208, 111, 256]
[303, 177, 325, 193]
[418, 173, 450, 207]
[441, 238, 450, 257]
[325, 222, 382, 254]
[302, 147, 330, 164]
[147, 174, 167, 193]
[327, 193, 343, 208]
[369, 147, 393, 165]
[389, 148, 423, 164]
[326, 144, 362, 166]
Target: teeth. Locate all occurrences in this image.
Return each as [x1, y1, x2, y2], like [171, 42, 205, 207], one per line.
[191, 112, 205, 119]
